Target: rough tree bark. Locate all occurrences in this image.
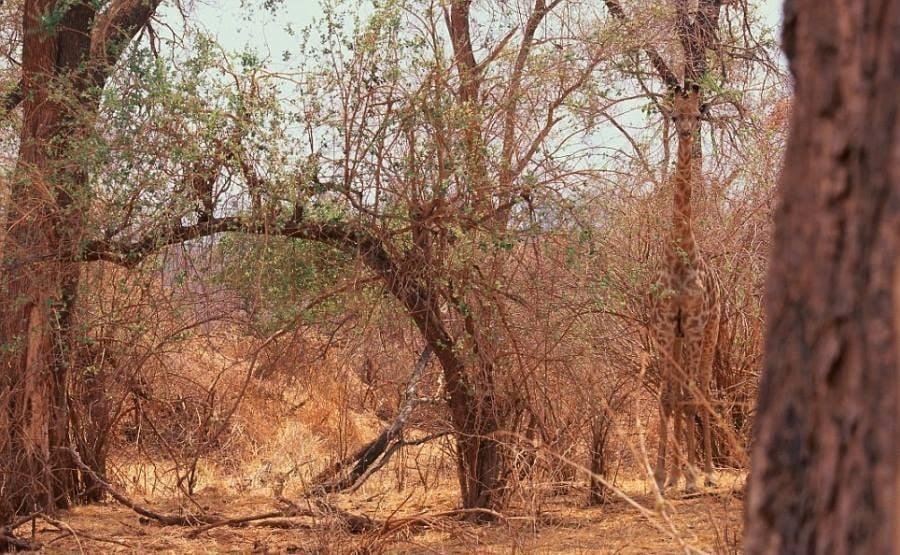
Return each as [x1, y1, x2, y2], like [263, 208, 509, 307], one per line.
[588, 409, 613, 505]
[744, 1, 900, 553]
[377, 259, 508, 518]
[0, 0, 160, 522]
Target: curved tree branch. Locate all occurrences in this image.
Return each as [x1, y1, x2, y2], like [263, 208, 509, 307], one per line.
[603, 0, 680, 89]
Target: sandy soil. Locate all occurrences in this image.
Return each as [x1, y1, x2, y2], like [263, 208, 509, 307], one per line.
[18, 479, 743, 554]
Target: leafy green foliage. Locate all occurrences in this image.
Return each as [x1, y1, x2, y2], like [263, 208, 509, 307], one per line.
[214, 235, 353, 333]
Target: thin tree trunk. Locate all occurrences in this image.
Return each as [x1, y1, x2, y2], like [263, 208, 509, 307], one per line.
[744, 2, 900, 552]
[588, 411, 612, 506]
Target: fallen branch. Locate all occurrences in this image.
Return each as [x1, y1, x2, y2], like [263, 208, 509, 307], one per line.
[187, 510, 308, 538]
[188, 498, 376, 538]
[310, 346, 436, 494]
[0, 511, 42, 552]
[64, 446, 220, 526]
[0, 531, 39, 552]
[231, 518, 317, 530]
[59, 348, 455, 542]
[312, 498, 377, 533]
[40, 514, 131, 549]
[676, 486, 741, 500]
[374, 507, 508, 540]
[347, 431, 452, 494]
[65, 445, 379, 538]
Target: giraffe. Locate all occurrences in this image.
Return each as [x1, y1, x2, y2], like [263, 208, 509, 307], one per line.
[649, 84, 721, 494]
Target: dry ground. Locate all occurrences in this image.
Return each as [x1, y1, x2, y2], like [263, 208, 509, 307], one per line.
[20, 477, 743, 554]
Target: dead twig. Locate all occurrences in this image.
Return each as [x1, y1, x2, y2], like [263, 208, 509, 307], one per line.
[63, 446, 221, 526]
[187, 509, 313, 538]
[40, 514, 132, 548]
[375, 507, 508, 539]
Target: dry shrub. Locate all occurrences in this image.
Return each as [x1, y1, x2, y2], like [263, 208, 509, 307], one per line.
[56, 98, 784, 541]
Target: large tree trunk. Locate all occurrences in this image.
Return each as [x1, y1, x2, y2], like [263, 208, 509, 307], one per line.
[744, 2, 900, 552]
[0, 0, 159, 522]
[0, 1, 94, 521]
[393, 275, 507, 516]
[356, 236, 510, 519]
[453, 394, 506, 518]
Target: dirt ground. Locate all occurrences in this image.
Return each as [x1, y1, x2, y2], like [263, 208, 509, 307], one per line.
[19, 479, 743, 554]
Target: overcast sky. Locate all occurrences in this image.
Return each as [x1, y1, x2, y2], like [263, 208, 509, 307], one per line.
[167, 0, 786, 171]
[183, 0, 785, 68]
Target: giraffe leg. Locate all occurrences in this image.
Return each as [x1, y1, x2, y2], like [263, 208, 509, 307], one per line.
[681, 329, 705, 494]
[655, 390, 670, 492]
[682, 398, 699, 493]
[701, 406, 716, 488]
[651, 308, 678, 495]
[668, 394, 684, 489]
[699, 305, 721, 488]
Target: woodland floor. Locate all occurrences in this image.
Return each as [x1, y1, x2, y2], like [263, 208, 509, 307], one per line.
[13, 335, 745, 553]
[23, 478, 743, 553]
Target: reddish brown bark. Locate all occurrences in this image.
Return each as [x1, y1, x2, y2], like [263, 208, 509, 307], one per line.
[0, 0, 160, 521]
[0, 0, 92, 520]
[745, 1, 900, 552]
[357, 238, 508, 517]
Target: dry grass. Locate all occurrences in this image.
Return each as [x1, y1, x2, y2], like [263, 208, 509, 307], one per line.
[39, 311, 747, 554]
[24, 474, 743, 554]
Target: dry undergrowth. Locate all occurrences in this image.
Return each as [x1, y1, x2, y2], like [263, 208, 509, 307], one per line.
[11, 331, 746, 554]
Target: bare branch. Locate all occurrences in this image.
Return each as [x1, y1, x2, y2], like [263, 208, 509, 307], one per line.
[603, 0, 680, 89]
[309, 346, 435, 494]
[500, 0, 560, 188]
[79, 216, 366, 267]
[63, 446, 220, 526]
[90, 0, 163, 87]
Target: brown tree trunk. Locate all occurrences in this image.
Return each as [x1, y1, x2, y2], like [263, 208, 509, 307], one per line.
[355, 237, 509, 518]
[744, 2, 900, 552]
[0, 0, 93, 520]
[588, 411, 613, 506]
[419, 313, 507, 519]
[0, 0, 160, 522]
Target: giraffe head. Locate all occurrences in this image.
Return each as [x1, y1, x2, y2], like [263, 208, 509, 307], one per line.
[672, 84, 703, 138]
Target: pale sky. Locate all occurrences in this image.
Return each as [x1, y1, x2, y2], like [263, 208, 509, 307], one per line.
[182, 0, 785, 68]
[163, 0, 787, 177]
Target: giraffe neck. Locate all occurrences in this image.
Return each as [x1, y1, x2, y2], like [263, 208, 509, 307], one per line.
[670, 131, 698, 265]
